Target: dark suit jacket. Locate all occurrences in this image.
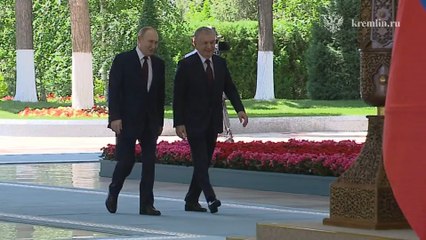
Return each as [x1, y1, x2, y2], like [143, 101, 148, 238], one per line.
[108, 48, 165, 137]
[173, 53, 244, 134]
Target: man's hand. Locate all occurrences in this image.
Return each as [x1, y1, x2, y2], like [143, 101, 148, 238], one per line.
[158, 126, 163, 136]
[237, 111, 248, 127]
[110, 119, 122, 135]
[175, 125, 187, 140]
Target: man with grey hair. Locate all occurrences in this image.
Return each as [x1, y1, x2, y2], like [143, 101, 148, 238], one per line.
[184, 27, 234, 142]
[106, 26, 165, 216]
[173, 26, 248, 214]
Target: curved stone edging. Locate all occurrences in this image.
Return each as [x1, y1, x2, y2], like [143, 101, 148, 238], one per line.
[99, 160, 336, 196]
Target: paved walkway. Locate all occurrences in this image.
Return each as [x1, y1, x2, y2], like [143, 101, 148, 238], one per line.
[0, 121, 418, 240]
[0, 129, 365, 239]
[0, 164, 331, 240]
[0, 116, 368, 137]
[0, 131, 367, 155]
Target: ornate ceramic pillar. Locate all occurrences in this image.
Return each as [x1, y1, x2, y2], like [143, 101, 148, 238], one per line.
[323, 0, 409, 229]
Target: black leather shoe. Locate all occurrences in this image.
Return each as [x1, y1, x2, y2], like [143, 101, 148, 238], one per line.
[185, 202, 207, 212]
[208, 199, 221, 213]
[105, 193, 117, 214]
[140, 206, 161, 216]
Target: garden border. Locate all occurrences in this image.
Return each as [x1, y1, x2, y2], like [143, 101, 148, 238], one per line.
[99, 159, 336, 196]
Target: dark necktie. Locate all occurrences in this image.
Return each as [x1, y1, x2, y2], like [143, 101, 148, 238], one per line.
[205, 59, 214, 85]
[142, 56, 148, 91]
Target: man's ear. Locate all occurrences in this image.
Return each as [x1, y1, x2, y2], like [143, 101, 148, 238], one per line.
[191, 37, 195, 47]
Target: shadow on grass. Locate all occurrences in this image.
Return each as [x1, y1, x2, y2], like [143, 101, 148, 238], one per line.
[283, 99, 372, 109]
[242, 100, 280, 110]
[228, 112, 341, 117]
[238, 99, 372, 110]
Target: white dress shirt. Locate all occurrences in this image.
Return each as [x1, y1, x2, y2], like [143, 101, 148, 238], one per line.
[136, 47, 153, 91]
[196, 51, 214, 77]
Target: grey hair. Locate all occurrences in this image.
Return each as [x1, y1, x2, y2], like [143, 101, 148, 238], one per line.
[193, 26, 216, 39]
[138, 26, 156, 37]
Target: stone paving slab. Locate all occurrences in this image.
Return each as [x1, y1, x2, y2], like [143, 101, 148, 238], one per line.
[0, 161, 416, 240]
[0, 162, 331, 239]
[0, 152, 100, 164]
[0, 116, 368, 137]
[0, 180, 327, 239]
[0, 136, 115, 154]
[0, 220, 116, 239]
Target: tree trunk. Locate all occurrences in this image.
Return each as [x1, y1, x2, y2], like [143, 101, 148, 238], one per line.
[69, 0, 94, 109]
[254, 0, 274, 100]
[15, 0, 38, 102]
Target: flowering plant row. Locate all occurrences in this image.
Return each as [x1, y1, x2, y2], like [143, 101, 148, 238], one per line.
[1, 94, 108, 118]
[100, 139, 363, 177]
[18, 105, 108, 118]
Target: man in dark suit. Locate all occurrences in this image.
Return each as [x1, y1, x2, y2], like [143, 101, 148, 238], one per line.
[106, 26, 165, 216]
[173, 27, 248, 214]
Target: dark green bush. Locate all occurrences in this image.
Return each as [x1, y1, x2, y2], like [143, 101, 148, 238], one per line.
[306, 0, 360, 100]
[0, 74, 8, 97]
[198, 20, 311, 99]
[0, 0, 16, 96]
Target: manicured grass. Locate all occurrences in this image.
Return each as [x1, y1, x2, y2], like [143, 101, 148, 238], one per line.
[225, 99, 376, 117]
[0, 99, 376, 119]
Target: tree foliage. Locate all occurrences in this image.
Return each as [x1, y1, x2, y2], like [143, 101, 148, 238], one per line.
[0, 0, 361, 101]
[0, 0, 16, 95]
[139, 0, 189, 104]
[0, 0, 188, 104]
[139, 0, 159, 28]
[33, 0, 71, 99]
[90, 0, 143, 96]
[178, 0, 257, 21]
[306, 0, 360, 100]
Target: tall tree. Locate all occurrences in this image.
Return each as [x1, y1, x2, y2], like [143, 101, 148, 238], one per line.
[139, 0, 159, 28]
[254, 0, 274, 100]
[15, 0, 38, 102]
[138, 0, 188, 104]
[69, 0, 94, 109]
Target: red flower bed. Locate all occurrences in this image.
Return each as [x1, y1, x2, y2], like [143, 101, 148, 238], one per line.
[100, 139, 363, 177]
[18, 105, 108, 118]
[1, 96, 13, 101]
[1, 94, 108, 118]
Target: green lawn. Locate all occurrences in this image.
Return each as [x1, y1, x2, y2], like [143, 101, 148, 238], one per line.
[0, 99, 376, 119]
[227, 99, 376, 117]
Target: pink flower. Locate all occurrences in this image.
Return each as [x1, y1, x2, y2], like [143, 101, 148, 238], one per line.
[100, 139, 363, 177]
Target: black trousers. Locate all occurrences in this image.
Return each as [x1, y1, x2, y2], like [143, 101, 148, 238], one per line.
[109, 122, 158, 207]
[185, 125, 218, 203]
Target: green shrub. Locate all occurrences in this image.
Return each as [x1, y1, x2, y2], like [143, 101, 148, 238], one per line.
[0, 74, 9, 98]
[0, 0, 16, 96]
[215, 21, 258, 99]
[306, 0, 360, 100]
[93, 78, 106, 96]
[192, 20, 311, 99]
